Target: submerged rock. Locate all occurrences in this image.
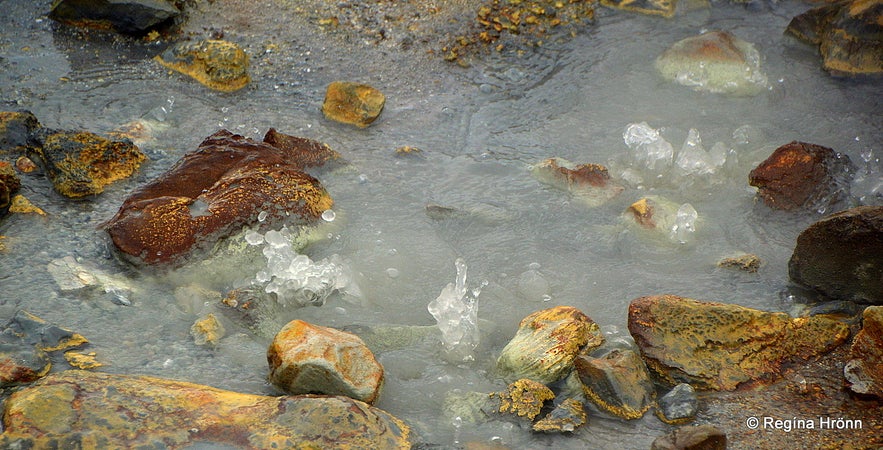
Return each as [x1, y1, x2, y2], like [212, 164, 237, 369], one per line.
[655, 31, 768, 96]
[574, 349, 655, 420]
[494, 378, 555, 421]
[531, 157, 624, 207]
[789, 206, 883, 304]
[0, 311, 89, 387]
[155, 40, 250, 92]
[748, 141, 854, 211]
[0, 370, 412, 448]
[717, 252, 761, 273]
[627, 295, 850, 390]
[496, 306, 604, 385]
[600, 0, 676, 18]
[104, 129, 334, 265]
[845, 306, 883, 397]
[651, 424, 727, 450]
[268, 320, 384, 405]
[656, 383, 698, 424]
[322, 81, 386, 128]
[49, 0, 180, 34]
[624, 196, 700, 244]
[190, 313, 225, 346]
[786, 0, 883, 76]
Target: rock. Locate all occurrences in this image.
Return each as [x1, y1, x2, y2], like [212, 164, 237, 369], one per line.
[190, 313, 225, 346]
[9, 194, 46, 215]
[0, 161, 20, 217]
[155, 40, 250, 92]
[600, 0, 676, 18]
[0, 110, 41, 155]
[28, 128, 145, 198]
[442, 390, 497, 424]
[748, 141, 854, 211]
[322, 81, 386, 128]
[844, 306, 883, 397]
[0, 370, 412, 448]
[493, 378, 555, 421]
[14, 156, 39, 173]
[656, 383, 698, 424]
[49, 0, 180, 34]
[496, 306, 604, 385]
[574, 349, 655, 420]
[0, 310, 89, 387]
[624, 196, 700, 244]
[786, 0, 883, 76]
[5, 310, 88, 352]
[46, 256, 137, 306]
[628, 295, 850, 390]
[788, 206, 883, 303]
[651, 424, 727, 450]
[103, 129, 334, 265]
[532, 398, 587, 433]
[64, 351, 104, 370]
[268, 320, 384, 404]
[531, 157, 624, 207]
[717, 252, 761, 273]
[655, 30, 769, 96]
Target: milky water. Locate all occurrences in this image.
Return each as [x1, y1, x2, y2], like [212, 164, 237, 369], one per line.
[1, 0, 881, 448]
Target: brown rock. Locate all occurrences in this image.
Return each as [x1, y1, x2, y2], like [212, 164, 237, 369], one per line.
[845, 306, 883, 397]
[190, 313, 225, 346]
[268, 320, 384, 404]
[322, 81, 386, 128]
[155, 40, 250, 92]
[789, 206, 883, 304]
[104, 129, 334, 265]
[717, 253, 761, 273]
[627, 295, 849, 390]
[748, 141, 853, 211]
[651, 424, 727, 450]
[574, 349, 655, 420]
[531, 157, 624, 207]
[0, 370, 412, 449]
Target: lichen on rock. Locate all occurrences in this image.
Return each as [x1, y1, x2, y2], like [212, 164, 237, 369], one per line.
[322, 81, 386, 128]
[155, 40, 250, 92]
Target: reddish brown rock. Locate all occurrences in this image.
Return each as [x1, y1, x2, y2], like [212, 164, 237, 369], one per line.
[748, 141, 853, 211]
[789, 206, 883, 304]
[103, 129, 334, 265]
[845, 306, 883, 397]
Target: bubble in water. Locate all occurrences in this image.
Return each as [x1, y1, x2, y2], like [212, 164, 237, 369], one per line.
[321, 209, 336, 222]
[386, 268, 400, 278]
[244, 230, 264, 245]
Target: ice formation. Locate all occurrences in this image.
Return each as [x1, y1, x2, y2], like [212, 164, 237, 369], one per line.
[427, 258, 485, 363]
[623, 122, 674, 171]
[623, 123, 735, 185]
[669, 203, 698, 244]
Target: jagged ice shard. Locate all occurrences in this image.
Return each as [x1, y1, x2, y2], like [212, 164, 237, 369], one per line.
[427, 258, 484, 363]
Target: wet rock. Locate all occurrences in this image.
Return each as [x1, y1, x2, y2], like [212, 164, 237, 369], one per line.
[628, 295, 850, 390]
[155, 40, 250, 92]
[786, 0, 883, 76]
[656, 383, 698, 424]
[496, 306, 604, 385]
[494, 378, 555, 421]
[49, 0, 180, 34]
[322, 81, 386, 128]
[191, 313, 225, 346]
[0, 161, 20, 217]
[9, 194, 46, 216]
[655, 30, 769, 96]
[442, 390, 497, 424]
[262, 127, 342, 169]
[624, 196, 700, 244]
[532, 397, 587, 433]
[46, 256, 137, 306]
[268, 320, 384, 404]
[600, 0, 676, 18]
[749, 141, 854, 211]
[574, 349, 655, 420]
[394, 146, 423, 157]
[0, 110, 40, 155]
[651, 424, 727, 450]
[29, 128, 146, 198]
[844, 306, 883, 397]
[104, 129, 334, 265]
[342, 323, 439, 354]
[5, 310, 88, 352]
[531, 157, 624, 207]
[788, 206, 883, 303]
[0, 311, 89, 387]
[14, 156, 39, 173]
[717, 252, 761, 273]
[0, 370, 412, 448]
[64, 351, 104, 369]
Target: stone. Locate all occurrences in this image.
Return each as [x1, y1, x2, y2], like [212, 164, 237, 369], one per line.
[0, 161, 20, 217]
[155, 40, 250, 92]
[656, 383, 698, 424]
[601, 0, 676, 18]
[0, 370, 412, 448]
[574, 349, 655, 420]
[49, 0, 180, 34]
[496, 306, 604, 385]
[532, 398, 587, 433]
[788, 206, 883, 304]
[9, 195, 46, 216]
[844, 306, 883, 397]
[624, 196, 700, 244]
[628, 295, 850, 390]
[748, 141, 854, 211]
[322, 81, 386, 128]
[655, 31, 769, 96]
[531, 157, 624, 207]
[494, 378, 555, 421]
[64, 351, 104, 370]
[0, 110, 41, 155]
[28, 128, 145, 198]
[717, 252, 761, 273]
[103, 129, 334, 265]
[0, 310, 89, 387]
[651, 424, 727, 450]
[190, 313, 225, 346]
[14, 156, 39, 173]
[268, 320, 384, 405]
[786, 0, 883, 76]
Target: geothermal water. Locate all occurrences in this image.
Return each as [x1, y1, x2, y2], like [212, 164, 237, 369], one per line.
[1, 0, 881, 448]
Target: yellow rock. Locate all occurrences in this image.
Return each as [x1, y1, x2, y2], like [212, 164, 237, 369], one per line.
[322, 81, 386, 128]
[64, 351, 103, 370]
[9, 194, 46, 215]
[495, 378, 555, 420]
[155, 40, 250, 92]
[190, 313, 225, 346]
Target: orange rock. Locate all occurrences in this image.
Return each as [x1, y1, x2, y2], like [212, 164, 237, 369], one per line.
[322, 81, 386, 128]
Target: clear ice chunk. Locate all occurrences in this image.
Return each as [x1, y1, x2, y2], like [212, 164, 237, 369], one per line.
[623, 122, 673, 171]
[427, 258, 484, 363]
[669, 203, 698, 244]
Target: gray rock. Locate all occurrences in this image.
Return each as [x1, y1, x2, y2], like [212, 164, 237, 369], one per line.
[574, 349, 655, 420]
[49, 0, 180, 34]
[657, 383, 698, 424]
[651, 424, 727, 450]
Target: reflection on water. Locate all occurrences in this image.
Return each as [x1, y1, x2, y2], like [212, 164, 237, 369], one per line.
[1, 0, 881, 448]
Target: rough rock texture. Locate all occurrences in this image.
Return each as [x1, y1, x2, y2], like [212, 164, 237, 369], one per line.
[155, 40, 250, 92]
[0, 161, 20, 217]
[0, 370, 411, 449]
[49, 0, 180, 33]
[651, 424, 727, 450]
[656, 383, 698, 424]
[748, 141, 853, 211]
[0, 311, 88, 387]
[190, 313, 225, 346]
[845, 306, 883, 397]
[789, 206, 883, 304]
[104, 129, 334, 265]
[494, 378, 555, 420]
[655, 30, 768, 96]
[601, 0, 676, 18]
[786, 0, 883, 76]
[268, 320, 384, 404]
[531, 157, 624, 207]
[0, 110, 41, 155]
[717, 252, 761, 273]
[532, 397, 587, 433]
[322, 81, 386, 128]
[574, 349, 655, 420]
[627, 295, 850, 390]
[496, 306, 604, 385]
[29, 128, 145, 198]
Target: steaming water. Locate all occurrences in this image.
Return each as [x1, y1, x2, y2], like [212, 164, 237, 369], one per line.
[1, 0, 881, 448]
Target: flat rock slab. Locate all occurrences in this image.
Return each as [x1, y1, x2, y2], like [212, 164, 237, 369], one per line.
[627, 295, 849, 390]
[0, 370, 411, 449]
